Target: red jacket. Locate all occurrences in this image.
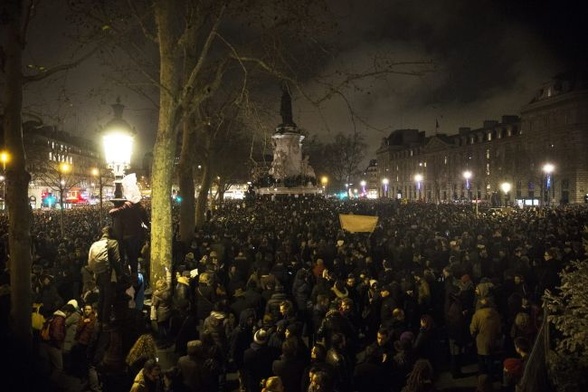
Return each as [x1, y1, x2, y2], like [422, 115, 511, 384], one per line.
[75, 311, 97, 346]
[47, 310, 67, 349]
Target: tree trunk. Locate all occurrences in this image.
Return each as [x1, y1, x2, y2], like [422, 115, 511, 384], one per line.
[150, 0, 182, 285]
[178, 119, 196, 244]
[2, 0, 34, 348]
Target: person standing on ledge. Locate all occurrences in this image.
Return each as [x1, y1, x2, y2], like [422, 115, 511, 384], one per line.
[109, 173, 150, 284]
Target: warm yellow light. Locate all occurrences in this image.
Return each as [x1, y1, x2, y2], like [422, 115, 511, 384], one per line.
[414, 174, 423, 183]
[91, 168, 99, 176]
[543, 163, 554, 174]
[463, 170, 472, 180]
[321, 176, 328, 185]
[59, 162, 71, 174]
[103, 131, 134, 167]
[0, 151, 9, 165]
[501, 182, 511, 194]
[382, 178, 389, 185]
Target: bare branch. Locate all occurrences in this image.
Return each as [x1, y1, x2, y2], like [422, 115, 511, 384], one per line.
[23, 46, 99, 83]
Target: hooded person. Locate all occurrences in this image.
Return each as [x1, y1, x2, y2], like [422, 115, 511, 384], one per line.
[108, 173, 150, 282]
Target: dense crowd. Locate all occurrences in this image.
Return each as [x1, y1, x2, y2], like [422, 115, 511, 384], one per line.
[1, 198, 586, 392]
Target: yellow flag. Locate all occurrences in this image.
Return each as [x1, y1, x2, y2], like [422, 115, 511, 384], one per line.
[339, 214, 378, 233]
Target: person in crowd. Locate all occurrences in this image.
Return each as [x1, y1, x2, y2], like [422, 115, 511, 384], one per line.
[70, 303, 97, 379]
[151, 278, 173, 346]
[130, 358, 163, 392]
[243, 328, 279, 392]
[352, 344, 387, 392]
[325, 332, 353, 392]
[40, 303, 68, 377]
[125, 333, 158, 381]
[61, 302, 80, 373]
[90, 225, 122, 327]
[502, 336, 531, 392]
[470, 297, 502, 379]
[108, 173, 150, 282]
[401, 359, 437, 392]
[176, 339, 219, 391]
[261, 376, 285, 392]
[272, 337, 308, 392]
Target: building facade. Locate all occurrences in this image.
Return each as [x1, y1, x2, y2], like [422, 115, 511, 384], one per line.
[375, 71, 588, 205]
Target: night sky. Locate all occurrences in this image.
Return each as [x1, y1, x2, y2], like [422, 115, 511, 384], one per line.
[19, 0, 588, 165]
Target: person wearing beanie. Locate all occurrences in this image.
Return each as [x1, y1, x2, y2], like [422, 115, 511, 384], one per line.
[243, 329, 280, 392]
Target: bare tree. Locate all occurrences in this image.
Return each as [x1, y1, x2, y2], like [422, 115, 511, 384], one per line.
[1, 0, 98, 347]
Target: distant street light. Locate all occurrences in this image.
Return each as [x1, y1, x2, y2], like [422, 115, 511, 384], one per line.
[58, 162, 71, 237]
[382, 178, 389, 198]
[0, 151, 9, 210]
[542, 163, 555, 206]
[501, 182, 511, 207]
[463, 170, 472, 200]
[321, 176, 328, 195]
[360, 180, 366, 196]
[414, 174, 423, 201]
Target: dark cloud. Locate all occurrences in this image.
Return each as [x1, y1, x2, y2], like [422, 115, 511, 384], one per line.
[294, 0, 587, 159]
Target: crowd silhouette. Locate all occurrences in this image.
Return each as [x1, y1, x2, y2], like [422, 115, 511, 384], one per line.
[0, 197, 586, 392]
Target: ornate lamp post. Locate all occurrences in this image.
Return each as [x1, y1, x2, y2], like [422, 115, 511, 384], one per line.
[414, 174, 423, 201]
[542, 163, 555, 207]
[101, 98, 135, 206]
[99, 98, 135, 374]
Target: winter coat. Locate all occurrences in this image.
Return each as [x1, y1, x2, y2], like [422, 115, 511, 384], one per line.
[45, 309, 67, 349]
[470, 305, 502, 355]
[272, 355, 307, 392]
[129, 368, 162, 392]
[229, 308, 256, 367]
[63, 311, 80, 353]
[75, 311, 97, 346]
[152, 286, 172, 323]
[243, 342, 279, 392]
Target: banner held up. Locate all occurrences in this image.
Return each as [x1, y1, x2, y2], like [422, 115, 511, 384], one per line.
[339, 214, 378, 233]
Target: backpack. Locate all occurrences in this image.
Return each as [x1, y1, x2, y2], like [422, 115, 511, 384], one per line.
[32, 303, 46, 331]
[88, 238, 110, 274]
[40, 319, 52, 341]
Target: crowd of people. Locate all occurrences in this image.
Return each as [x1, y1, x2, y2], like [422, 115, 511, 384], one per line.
[1, 196, 586, 392]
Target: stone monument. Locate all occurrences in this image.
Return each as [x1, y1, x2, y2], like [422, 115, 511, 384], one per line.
[269, 82, 316, 181]
[260, 82, 319, 195]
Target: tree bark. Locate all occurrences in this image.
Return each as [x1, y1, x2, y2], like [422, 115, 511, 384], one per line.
[2, 0, 34, 348]
[150, 0, 182, 285]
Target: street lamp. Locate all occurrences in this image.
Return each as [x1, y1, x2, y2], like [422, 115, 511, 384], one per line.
[58, 162, 71, 237]
[414, 174, 423, 201]
[101, 98, 135, 205]
[382, 178, 389, 198]
[542, 163, 555, 206]
[360, 180, 366, 196]
[463, 170, 472, 200]
[321, 176, 328, 196]
[0, 151, 9, 210]
[500, 182, 511, 207]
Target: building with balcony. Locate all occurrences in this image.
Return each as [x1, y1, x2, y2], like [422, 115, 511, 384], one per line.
[375, 71, 588, 206]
